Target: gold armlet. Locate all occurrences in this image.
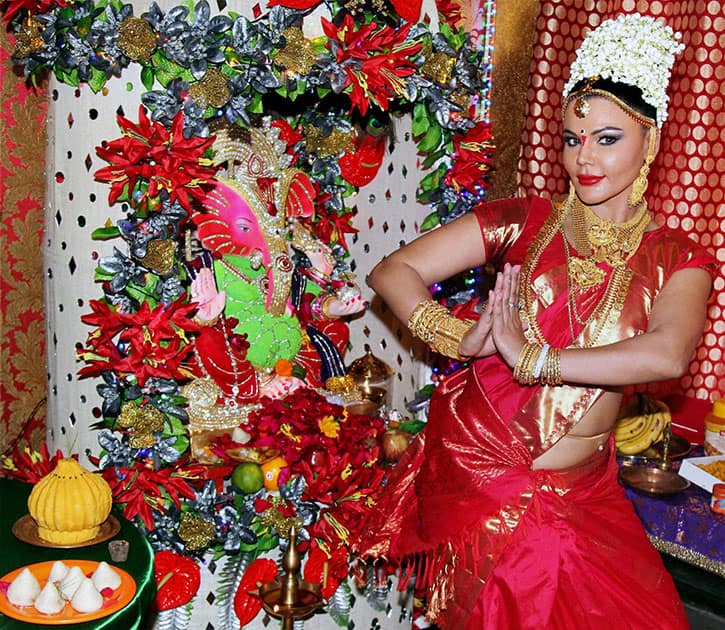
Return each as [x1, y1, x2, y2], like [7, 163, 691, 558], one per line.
[407, 299, 475, 360]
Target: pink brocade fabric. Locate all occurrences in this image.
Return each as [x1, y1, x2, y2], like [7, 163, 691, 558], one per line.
[353, 197, 713, 628]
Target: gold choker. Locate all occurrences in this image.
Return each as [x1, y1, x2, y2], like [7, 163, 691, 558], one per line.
[566, 194, 650, 290]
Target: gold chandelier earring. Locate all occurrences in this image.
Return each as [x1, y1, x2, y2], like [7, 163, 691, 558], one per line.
[628, 128, 657, 207]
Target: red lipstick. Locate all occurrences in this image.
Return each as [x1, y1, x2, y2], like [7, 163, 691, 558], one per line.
[577, 175, 604, 186]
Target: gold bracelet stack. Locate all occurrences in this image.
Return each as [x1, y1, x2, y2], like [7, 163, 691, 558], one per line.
[513, 342, 563, 386]
[407, 299, 475, 360]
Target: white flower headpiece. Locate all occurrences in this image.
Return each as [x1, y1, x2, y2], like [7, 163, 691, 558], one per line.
[563, 13, 684, 127]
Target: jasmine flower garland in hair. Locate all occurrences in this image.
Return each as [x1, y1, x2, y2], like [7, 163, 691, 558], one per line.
[563, 13, 684, 127]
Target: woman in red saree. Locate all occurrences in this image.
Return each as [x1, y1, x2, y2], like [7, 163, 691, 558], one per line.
[353, 14, 717, 629]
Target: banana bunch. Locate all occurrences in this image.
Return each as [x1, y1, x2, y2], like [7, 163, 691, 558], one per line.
[614, 393, 671, 455]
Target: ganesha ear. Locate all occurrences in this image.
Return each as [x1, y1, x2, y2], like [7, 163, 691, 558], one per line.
[279, 169, 316, 220]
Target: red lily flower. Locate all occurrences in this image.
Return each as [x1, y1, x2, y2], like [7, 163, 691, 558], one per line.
[98, 460, 205, 530]
[0, 445, 71, 484]
[445, 120, 494, 192]
[95, 106, 216, 212]
[322, 15, 422, 115]
[307, 205, 358, 252]
[78, 299, 200, 386]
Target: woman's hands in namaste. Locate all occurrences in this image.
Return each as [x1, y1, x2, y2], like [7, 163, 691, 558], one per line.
[458, 263, 527, 366]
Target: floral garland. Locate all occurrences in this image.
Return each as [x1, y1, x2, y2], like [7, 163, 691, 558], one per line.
[2, 0, 495, 623]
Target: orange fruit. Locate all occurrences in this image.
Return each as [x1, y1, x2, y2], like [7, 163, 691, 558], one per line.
[260, 456, 288, 491]
[231, 462, 265, 494]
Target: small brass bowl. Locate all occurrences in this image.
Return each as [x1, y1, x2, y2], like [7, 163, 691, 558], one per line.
[618, 465, 690, 497]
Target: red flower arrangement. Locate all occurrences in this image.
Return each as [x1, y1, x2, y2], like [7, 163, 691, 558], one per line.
[88, 456, 207, 530]
[444, 120, 495, 193]
[78, 299, 201, 386]
[0, 444, 71, 484]
[95, 106, 217, 212]
[323, 14, 422, 115]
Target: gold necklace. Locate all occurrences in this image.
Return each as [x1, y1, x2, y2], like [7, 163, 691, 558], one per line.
[568, 195, 650, 289]
[519, 199, 636, 349]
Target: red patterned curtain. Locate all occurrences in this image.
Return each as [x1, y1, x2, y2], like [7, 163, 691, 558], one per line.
[0, 26, 47, 456]
[517, 0, 725, 401]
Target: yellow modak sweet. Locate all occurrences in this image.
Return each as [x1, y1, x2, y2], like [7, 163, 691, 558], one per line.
[28, 458, 112, 545]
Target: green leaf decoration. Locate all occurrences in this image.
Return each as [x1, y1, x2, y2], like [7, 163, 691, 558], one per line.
[140, 66, 155, 91]
[417, 124, 442, 153]
[88, 67, 108, 93]
[419, 211, 441, 232]
[91, 226, 121, 240]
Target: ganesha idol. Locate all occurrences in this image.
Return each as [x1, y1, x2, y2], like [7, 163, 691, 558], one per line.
[182, 122, 366, 460]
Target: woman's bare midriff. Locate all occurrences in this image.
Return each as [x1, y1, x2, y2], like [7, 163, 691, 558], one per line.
[532, 390, 624, 470]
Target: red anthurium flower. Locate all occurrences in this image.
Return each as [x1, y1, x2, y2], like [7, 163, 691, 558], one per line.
[234, 558, 278, 626]
[95, 106, 216, 212]
[303, 543, 349, 599]
[154, 551, 201, 611]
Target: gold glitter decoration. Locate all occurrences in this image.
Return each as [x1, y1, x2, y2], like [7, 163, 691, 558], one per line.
[139, 239, 176, 275]
[273, 27, 316, 76]
[421, 51, 455, 85]
[303, 125, 355, 158]
[259, 499, 303, 540]
[178, 512, 216, 551]
[648, 535, 725, 579]
[13, 18, 45, 58]
[189, 68, 231, 109]
[449, 88, 472, 112]
[117, 402, 165, 448]
[117, 16, 156, 62]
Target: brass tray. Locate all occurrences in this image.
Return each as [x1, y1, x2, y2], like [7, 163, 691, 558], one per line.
[618, 466, 690, 497]
[12, 514, 120, 548]
[616, 434, 691, 466]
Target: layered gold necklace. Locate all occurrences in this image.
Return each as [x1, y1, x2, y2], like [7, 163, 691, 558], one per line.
[519, 195, 650, 349]
[567, 194, 651, 290]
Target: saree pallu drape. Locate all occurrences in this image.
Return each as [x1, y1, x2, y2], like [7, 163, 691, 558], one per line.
[353, 197, 716, 628]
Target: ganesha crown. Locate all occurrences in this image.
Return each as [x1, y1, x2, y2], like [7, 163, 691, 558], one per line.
[563, 13, 684, 127]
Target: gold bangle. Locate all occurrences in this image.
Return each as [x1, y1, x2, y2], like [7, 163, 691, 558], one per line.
[513, 342, 541, 385]
[407, 299, 475, 360]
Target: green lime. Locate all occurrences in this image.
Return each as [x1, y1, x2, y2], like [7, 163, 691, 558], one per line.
[231, 462, 265, 494]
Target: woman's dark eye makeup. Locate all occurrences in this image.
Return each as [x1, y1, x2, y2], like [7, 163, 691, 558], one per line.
[562, 131, 622, 147]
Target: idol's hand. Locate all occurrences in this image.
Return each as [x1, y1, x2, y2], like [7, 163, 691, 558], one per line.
[458, 301, 495, 358]
[190, 267, 227, 324]
[491, 263, 527, 368]
[324, 293, 366, 318]
[260, 374, 305, 399]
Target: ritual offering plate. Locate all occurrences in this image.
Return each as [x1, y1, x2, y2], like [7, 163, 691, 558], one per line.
[0, 560, 135, 625]
[12, 515, 120, 549]
[618, 465, 690, 497]
[616, 434, 691, 466]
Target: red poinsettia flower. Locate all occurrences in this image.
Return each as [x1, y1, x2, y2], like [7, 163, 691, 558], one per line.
[78, 299, 200, 386]
[322, 14, 422, 115]
[3, 1, 70, 25]
[445, 120, 494, 192]
[95, 106, 216, 212]
[435, 0, 464, 29]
